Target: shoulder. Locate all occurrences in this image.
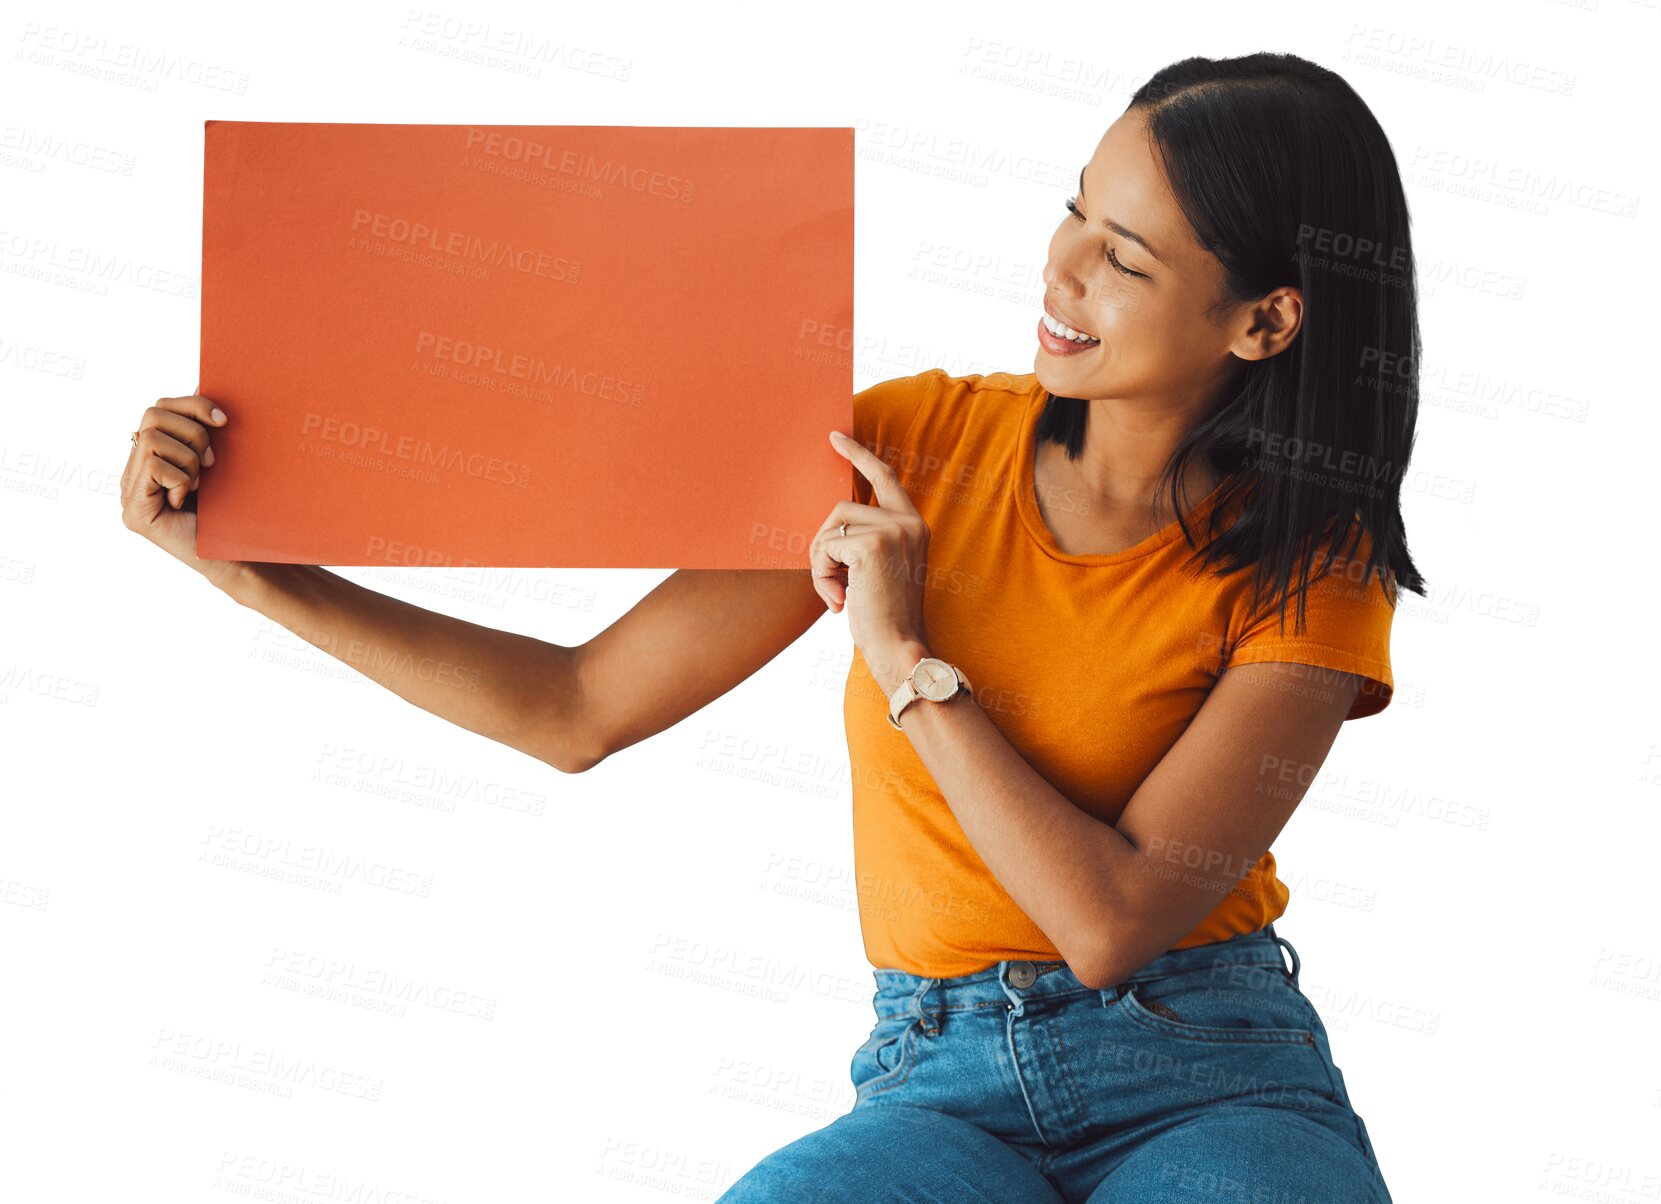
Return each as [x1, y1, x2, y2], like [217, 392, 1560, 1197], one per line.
[1225, 519, 1399, 721]
[851, 369, 946, 454]
[850, 369, 1038, 508]
[853, 368, 1041, 454]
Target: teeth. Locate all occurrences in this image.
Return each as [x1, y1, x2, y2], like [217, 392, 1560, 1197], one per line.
[1042, 313, 1099, 343]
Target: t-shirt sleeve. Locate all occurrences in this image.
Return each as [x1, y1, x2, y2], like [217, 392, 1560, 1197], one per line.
[849, 369, 944, 507]
[1223, 526, 1398, 721]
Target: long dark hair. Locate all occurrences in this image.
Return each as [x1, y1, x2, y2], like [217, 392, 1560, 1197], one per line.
[1038, 51, 1427, 636]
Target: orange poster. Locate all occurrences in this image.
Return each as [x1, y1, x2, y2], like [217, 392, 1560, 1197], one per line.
[196, 121, 854, 568]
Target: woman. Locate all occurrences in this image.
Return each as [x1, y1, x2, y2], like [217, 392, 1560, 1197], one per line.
[122, 51, 1423, 1204]
[757, 53, 1422, 1202]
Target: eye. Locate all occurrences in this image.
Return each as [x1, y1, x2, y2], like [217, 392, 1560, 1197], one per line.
[1063, 197, 1144, 279]
[1106, 247, 1142, 279]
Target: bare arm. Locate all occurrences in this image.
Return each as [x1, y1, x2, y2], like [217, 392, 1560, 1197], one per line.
[218, 564, 827, 774]
[570, 568, 829, 767]
[221, 562, 592, 771]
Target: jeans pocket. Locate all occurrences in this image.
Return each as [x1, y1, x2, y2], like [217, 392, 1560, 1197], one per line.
[1116, 964, 1319, 1046]
[848, 1012, 918, 1098]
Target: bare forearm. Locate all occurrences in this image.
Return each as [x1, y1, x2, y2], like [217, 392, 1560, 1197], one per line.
[875, 638, 1134, 985]
[219, 562, 590, 772]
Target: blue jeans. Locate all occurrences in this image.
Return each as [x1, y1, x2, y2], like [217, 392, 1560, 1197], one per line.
[718, 924, 1391, 1203]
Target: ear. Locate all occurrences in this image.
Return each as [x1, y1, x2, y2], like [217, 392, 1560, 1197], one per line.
[1228, 286, 1303, 363]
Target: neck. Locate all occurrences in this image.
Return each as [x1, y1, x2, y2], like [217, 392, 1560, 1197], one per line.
[1063, 397, 1220, 515]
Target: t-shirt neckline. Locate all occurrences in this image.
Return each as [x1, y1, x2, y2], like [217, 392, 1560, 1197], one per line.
[1012, 387, 1229, 566]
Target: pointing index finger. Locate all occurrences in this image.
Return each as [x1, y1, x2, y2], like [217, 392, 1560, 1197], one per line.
[829, 430, 916, 516]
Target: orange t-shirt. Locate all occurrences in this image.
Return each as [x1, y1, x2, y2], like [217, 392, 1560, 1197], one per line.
[844, 368, 1396, 977]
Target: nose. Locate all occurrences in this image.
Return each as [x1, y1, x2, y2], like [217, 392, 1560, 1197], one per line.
[1044, 259, 1087, 302]
[1049, 239, 1102, 287]
[1044, 235, 1092, 296]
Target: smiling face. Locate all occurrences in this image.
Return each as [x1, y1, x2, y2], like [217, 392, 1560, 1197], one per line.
[1036, 107, 1252, 412]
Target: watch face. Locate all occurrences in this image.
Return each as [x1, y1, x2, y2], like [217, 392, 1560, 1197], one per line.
[914, 658, 957, 701]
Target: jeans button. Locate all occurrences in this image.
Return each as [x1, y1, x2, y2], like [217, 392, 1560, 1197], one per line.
[1008, 960, 1037, 988]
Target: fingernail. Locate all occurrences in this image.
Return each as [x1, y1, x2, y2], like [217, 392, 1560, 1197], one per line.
[829, 430, 846, 442]
[211, 407, 227, 424]
[204, 446, 215, 466]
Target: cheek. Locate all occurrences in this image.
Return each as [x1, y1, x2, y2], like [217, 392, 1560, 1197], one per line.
[1081, 270, 1144, 325]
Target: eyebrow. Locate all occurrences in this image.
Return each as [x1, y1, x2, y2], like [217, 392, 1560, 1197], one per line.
[1078, 166, 1164, 265]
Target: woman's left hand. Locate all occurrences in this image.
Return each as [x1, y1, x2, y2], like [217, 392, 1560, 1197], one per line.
[812, 430, 930, 691]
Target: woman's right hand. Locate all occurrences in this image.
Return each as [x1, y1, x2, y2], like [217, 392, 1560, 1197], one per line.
[120, 390, 238, 582]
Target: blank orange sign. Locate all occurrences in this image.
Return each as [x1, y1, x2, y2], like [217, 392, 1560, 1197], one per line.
[196, 121, 854, 569]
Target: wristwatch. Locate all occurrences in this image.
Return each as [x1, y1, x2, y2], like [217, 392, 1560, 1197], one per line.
[887, 656, 971, 730]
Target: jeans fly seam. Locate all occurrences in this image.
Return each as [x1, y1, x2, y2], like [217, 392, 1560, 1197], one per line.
[1045, 1012, 1089, 1139]
[1004, 1005, 1054, 1149]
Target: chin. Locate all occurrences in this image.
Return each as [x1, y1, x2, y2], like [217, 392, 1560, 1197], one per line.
[1033, 355, 1091, 396]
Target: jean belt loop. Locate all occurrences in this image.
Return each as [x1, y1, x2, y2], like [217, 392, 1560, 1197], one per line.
[910, 976, 940, 1036]
[1271, 927, 1302, 985]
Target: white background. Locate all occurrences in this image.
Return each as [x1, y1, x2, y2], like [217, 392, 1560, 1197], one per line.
[4, 0, 1658, 1200]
